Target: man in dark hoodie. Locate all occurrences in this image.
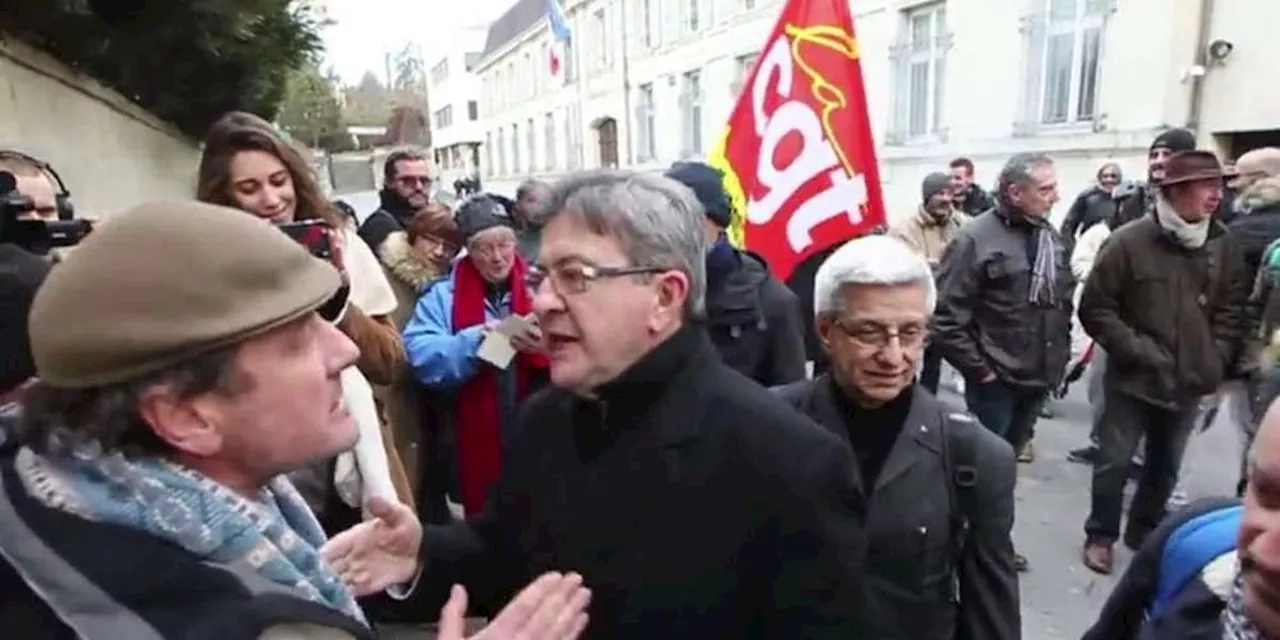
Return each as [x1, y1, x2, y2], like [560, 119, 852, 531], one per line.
[665, 161, 807, 386]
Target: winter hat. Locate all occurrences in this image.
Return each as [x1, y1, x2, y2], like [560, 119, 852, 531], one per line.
[1159, 150, 1225, 186]
[921, 172, 952, 203]
[665, 161, 733, 227]
[1150, 128, 1197, 154]
[29, 201, 342, 388]
[455, 195, 515, 244]
[0, 244, 52, 392]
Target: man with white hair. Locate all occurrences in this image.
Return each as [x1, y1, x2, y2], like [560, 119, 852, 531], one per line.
[324, 170, 870, 638]
[776, 234, 1019, 639]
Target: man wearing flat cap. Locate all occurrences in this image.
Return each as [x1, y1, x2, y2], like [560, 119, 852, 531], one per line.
[0, 201, 587, 639]
[1078, 150, 1251, 574]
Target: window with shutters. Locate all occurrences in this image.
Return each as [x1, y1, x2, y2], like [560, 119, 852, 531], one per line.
[887, 2, 948, 144]
[640, 0, 655, 48]
[680, 70, 703, 157]
[512, 123, 521, 174]
[730, 51, 759, 99]
[685, 0, 700, 33]
[526, 118, 536, 174]
[497, 126, 507, 175]
[636, 83, 656, 161]
[545, 112, 557, 171]
[485, 131, 494, 177]
[1016, 0, 1112, 133]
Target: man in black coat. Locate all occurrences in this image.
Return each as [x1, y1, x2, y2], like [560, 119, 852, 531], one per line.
[324, 169, 870, 638]
[776, 234, 1019, 640]
[665, 161, 807, 387]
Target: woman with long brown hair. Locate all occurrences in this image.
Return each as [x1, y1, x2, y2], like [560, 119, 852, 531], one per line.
[195, 112, 414, 532]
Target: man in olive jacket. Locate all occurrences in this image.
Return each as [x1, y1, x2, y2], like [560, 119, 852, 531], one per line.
[1078, 150, 1250, 574]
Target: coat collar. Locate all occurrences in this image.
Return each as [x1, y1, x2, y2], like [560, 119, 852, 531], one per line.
[574, 323, 715, 446]
[377, 230, 444, 291]
[914, 205, 959, 229]
[807, 375, 943, 496]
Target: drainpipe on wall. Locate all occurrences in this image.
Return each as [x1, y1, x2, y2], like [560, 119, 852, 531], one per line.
[619, 0, 634, 167]
[1186, 0, 1217, 133]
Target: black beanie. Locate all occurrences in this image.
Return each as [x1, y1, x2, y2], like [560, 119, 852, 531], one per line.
[665, 161, 733, 227]
[1151, 128, 1196, 154]
[0, 244, 51, 392]
[455, 194, 515, 244]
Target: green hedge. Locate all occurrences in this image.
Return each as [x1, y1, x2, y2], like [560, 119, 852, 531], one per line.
[1, 0, 325, 140]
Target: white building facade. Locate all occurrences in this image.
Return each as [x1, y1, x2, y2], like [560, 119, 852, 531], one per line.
[475, 0, 1280, 224]
[427, 30, 487, 184]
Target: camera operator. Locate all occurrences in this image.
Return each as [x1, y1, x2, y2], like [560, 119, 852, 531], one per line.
[0, 152, 66, 222]
[0, 151, 89, 258]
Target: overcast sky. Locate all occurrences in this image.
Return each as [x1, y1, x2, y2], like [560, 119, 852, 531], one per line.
[321, 0, 515, 84]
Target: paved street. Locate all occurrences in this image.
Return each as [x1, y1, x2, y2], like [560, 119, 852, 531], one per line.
[961, 381, 1242, 639]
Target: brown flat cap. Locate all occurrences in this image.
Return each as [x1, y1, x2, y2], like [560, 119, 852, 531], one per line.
[29, 201, 341, 388]
[1160, 150, 1225, 186]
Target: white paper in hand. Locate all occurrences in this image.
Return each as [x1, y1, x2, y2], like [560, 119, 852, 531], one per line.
[493, 314, 537, 337]
[477, 331, 517, 369]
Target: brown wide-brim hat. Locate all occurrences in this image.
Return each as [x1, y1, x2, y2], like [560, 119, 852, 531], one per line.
[29, 201, 342, 388]
[1159, 150, 1226, 186]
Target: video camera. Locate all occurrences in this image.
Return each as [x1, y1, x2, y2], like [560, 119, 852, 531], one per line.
[0, 170, 91, 255]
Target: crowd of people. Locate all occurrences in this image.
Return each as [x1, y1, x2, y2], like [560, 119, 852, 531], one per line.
[4, 112, 1280, 639]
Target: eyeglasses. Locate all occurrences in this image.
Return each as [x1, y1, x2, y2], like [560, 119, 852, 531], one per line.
[526, 263, 666, 295]
[833, 319, 928, 350]
[469, 239, 516, 258]
[396, 176, 432, 187]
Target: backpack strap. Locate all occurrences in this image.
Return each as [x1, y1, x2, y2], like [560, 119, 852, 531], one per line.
[939, 408, 979, 605]
[1151, 505, 1243, 617]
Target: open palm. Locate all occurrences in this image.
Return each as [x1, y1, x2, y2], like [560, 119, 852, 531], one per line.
[320, 497, 421, 595]
[439, 573, 590, 640]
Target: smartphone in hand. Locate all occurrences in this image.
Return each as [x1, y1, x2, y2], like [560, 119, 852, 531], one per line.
[276, 219, 333, 260]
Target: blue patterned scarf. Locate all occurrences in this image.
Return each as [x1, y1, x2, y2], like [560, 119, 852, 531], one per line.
[13, 446, 368, 627]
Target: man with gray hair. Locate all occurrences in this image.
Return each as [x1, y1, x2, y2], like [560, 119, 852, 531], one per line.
[934, 152, 1074, 570]
[322, 169, 870, 637]
[776, 234, 1019, 639]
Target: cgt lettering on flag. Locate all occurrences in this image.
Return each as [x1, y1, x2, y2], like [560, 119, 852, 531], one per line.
[746, 27, 868, 256]
[711, 1, 886, 283]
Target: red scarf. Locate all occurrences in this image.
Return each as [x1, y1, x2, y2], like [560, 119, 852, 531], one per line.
[451, 255, 547, 514]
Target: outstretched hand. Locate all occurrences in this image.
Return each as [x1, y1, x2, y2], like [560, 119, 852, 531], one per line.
[320, 496, 422, 595]
[439, 572, 591, 640]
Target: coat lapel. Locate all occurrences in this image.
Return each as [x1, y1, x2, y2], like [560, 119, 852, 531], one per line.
[805, 380, 866, 497]
[873, 390, 943, 493]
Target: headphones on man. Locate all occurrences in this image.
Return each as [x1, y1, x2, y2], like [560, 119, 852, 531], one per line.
[0, 150, 75, 220]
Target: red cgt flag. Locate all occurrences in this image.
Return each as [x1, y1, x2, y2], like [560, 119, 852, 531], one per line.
[708, 0, 886, 282]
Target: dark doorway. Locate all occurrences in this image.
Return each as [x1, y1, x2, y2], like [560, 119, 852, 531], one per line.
[595, 118, 619, 168]
[1216, 129, 1280, 159]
